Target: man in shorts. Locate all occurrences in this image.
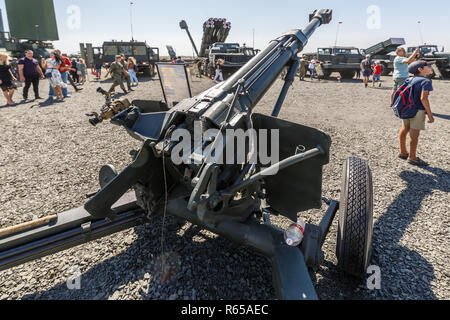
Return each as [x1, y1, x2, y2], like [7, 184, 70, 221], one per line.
[360, 54, 374, 88]
[398, 61, 435, 167]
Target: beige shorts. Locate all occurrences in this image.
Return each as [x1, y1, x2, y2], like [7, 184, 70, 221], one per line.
[403, 110, 426, 131]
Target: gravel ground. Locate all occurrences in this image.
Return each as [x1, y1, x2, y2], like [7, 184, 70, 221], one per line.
[0, 74, 449, 300]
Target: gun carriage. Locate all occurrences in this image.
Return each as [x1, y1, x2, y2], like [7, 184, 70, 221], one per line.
[0, 10, 374, 300]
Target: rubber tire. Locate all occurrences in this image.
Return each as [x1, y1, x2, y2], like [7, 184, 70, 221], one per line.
[340, 70, 356, 79]
[381, 63, 390, 76]
[336, 157, 374, 278]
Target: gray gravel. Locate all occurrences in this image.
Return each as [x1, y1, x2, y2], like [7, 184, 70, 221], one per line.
[0, 75, 449, 300]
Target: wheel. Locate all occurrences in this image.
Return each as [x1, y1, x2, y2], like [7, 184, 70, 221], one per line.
[99, 165, 118, 189]
[143, 67, 151, 77]
[336, 157, 374, 278]
[381, 63, 390, 76]
[340, 70, 355, 79]
[322, 70, 331, 79]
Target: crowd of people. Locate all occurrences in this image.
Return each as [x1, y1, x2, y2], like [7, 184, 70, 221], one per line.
[0, 49, 146, 104]
[0, 49, 87, 105]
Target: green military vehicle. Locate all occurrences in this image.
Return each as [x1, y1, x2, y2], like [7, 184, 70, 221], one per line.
[407, 45, 450, 78]
[81, 41, 160, 77]
[0, 0, 58, 62]
[180, 18, 258, 78]
[305, 47, 363, 79]
[206, 42, 257, 78]
[363, 38, 406, 76]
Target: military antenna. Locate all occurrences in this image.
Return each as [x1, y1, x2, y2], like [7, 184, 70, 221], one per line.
[130, 1, 135, 41]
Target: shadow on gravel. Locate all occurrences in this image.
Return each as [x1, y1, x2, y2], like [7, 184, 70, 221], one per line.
[22, 216, 275, 300]
[433, 113, 450, 121]
[313, 166, 449, 300]
[370, 166, 449, 300]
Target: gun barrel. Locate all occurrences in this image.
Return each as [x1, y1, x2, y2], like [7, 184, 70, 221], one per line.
[210, 10, 332, 110]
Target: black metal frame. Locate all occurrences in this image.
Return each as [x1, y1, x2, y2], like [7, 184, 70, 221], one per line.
[0, 192, 339, 300]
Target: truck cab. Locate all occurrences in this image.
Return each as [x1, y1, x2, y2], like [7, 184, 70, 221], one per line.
[307, 47, 363, 79]
[89, 41, 160, 76]
[408, 45, 440, 56]
[207, 43, 257, 77]
[407, 45, 450, 78]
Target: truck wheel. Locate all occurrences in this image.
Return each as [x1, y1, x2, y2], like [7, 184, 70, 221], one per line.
[143, 68, 151, 77]
[340, 71, 355, 79]
[336, 157, 374, 278]
[381, 63, 390, 76]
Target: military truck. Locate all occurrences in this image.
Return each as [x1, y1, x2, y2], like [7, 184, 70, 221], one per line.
[206, 43, 257, 77]
[180, 18, 257, 78]
[81, 41, 160, 77]
[305, 47, 363, 79]
[407, 45, 450, 78]
[363, 38, 406, 76]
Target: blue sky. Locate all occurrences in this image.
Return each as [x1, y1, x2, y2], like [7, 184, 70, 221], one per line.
[1, 0, 449, 56]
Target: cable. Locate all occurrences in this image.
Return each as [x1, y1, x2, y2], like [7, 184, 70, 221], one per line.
[160, 128, 173, 282]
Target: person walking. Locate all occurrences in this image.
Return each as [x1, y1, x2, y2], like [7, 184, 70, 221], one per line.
[298, 55, 308, 81]
[120, 54, 133, 91]
[213, 59, 224, 82]
[94, 62, 103, 81]
[309, 56, 319, 80]
[391, 47, 420, 103]
[54, 50, 71, 98]
[196, 60, 203, 78]
[77, 58, 87, 84]
[105, 55, 128, 94]
[372, 61, 382, 87]
[0, 53, 18, 106]
[70, 58, 79, 84]
[127, 57, 139, 86]
[397, 61, 435, 167]
[175, 56, 185, 64]
[45, 51, 66, 101]
[18, 50, 44, 101]
[361, 55, 374, 88]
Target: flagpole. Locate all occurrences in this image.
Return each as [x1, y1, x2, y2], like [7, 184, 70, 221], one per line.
[417, 21, 424, 45]
[130, 2, 134, 41]
[334, 22, 342, 47]
[252, 28, 255, 49]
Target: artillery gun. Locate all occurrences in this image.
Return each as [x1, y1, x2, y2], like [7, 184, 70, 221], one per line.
[181, 18, 257, 78]
[0, 10, 375, 300]
[85, 88, 132, 126]
[199, 18, 231, 58]
[363, 38, 406, 76]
